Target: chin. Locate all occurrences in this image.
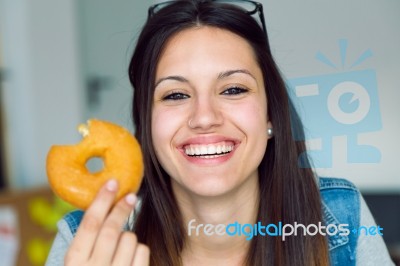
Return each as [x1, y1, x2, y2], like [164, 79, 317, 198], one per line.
[176, 174, 248, 198]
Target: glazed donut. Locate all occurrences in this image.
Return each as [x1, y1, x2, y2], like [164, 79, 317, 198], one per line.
[46, 119, 144, 209]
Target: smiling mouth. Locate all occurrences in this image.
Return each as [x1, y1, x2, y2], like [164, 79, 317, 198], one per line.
[183, 142, 235, 158]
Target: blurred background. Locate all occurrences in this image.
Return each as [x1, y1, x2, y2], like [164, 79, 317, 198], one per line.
[0, 0, 399, 265]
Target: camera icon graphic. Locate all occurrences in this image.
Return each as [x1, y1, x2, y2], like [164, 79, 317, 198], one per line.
[287, 40, 382, 168]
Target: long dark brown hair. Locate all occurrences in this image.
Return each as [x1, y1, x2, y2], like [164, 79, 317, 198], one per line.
[128, 0, 329, 265]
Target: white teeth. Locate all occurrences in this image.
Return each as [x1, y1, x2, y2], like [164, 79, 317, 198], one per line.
[201, 146, 207, 154]
[207, 145, 216, 154]
[221, 145, 226, 153]
[184, 143, 234, 156]
[216, 145, 222, 154]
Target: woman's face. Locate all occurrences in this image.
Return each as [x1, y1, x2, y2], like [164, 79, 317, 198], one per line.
[152, 26, 272, 198]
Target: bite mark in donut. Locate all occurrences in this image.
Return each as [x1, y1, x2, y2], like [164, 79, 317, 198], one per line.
[46, 119, 144, 209]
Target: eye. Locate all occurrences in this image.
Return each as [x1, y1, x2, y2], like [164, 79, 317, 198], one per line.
[162, 92, 190, 101]
[221, 86, 249, 95]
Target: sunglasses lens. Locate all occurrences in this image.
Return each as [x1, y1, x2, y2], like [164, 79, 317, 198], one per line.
[149, 1, 177, 17]
[215, 0, 263, 29]
[215, 0, 258, 14]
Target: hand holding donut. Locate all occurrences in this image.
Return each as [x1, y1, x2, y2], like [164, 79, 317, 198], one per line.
[64, 179, 150, 266]
[46, 119, 144, 209]
[47, 119, 149, 264]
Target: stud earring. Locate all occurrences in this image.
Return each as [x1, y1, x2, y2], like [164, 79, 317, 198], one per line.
[267, 128, 274, 137]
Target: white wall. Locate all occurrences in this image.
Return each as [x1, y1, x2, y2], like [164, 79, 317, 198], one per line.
[77, 0, 147, 129]
[264, 0, 400, 191]
[0, 0, 148, 189]
[0, 0, 83, 188]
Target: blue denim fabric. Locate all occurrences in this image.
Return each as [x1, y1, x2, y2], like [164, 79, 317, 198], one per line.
[61, 177, 360, 265]
[63, 209, 84, 236]
[320, 177, 360, 265]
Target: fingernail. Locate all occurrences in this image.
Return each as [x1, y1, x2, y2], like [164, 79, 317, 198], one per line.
[106, 179, 118, 192]
[125, 193, 137, 205]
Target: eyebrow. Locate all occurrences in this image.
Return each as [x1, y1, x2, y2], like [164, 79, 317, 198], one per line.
[154, 69, 257, 88]
[154, 76, 189, 89]
[217, 69, 257, 81]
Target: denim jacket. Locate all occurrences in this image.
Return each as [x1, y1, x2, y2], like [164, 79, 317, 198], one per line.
[320, 177, 360, 265]
[46, 177, 394, 265]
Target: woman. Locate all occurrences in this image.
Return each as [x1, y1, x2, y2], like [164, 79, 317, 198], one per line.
[46, 1, 394, 265]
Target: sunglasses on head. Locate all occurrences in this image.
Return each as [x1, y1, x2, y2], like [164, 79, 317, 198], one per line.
[148, 0, 267, 35]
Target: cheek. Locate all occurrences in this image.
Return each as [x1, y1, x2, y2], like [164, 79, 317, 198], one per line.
[228, 99, 268, 133]
[151, 108, 168, 149]
[151, 107, 185, 153]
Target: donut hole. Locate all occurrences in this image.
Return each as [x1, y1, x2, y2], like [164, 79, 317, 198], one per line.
[85, 156, 104, 174]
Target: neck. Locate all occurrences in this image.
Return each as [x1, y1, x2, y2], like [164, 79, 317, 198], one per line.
[173, 175, 259, 265]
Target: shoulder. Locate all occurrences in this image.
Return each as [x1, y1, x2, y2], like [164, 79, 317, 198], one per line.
[318, 177, 360, 216]
[318, 177, 395, 265]
[318, 177, 361, 224]
[318, 177, 360, 265]
[318, 177, 361, 232]
[319, 176, 358, 191]
[56, 208, 134, 235]
[45, 210, 84, 265]
[62, 209, 85, 236]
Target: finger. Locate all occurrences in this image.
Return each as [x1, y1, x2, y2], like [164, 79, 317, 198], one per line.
[66, 179, 119, 261]
[131, 244, 150, 266]
[111, 232, 138, 266]
[91, 192, 137, 264]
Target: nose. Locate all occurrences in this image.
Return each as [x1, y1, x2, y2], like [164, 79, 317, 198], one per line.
[188, 96, 223, 131]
